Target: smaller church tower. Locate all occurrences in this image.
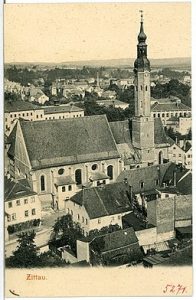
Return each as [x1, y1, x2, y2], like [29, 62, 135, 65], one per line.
[132, 11, 155, 165]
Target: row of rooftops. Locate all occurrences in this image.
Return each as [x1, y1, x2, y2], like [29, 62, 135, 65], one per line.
[5, 101, 83, 114]
[5, 95, 191, 114]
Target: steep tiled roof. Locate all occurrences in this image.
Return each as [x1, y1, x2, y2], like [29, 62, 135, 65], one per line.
[151, 102, 191, 112]
[110, 118, 169, 148]
[55, 176, 75, 186]
[18, 115, 120, 169]
[90, 227, 139, 252]
[4, 177, 36, 201]
[116, 162, 172, 194]
[109, 120, 132, 144]
[44, 105, 83, 115]
[154, 118, 169, 146]
[71, 182, 132, 219]
[5, 101, 40, 113]
[162, 163, 192, 193]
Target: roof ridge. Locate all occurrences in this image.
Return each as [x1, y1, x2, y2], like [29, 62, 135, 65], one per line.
[93, 187, 109, 216]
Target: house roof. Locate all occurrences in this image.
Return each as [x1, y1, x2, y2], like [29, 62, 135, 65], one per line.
[89, 172, 109, 181]
[122, 212, 155, 231]
[154, 118, 169, 146]
[151, 102, 191, 112]
[5, 101, 40, 113]
[116, 162, 171, 194]
[55, 176, 75, 186]
[90, 227, 139, 253]
[43, 105, 83, 115]
[70, 182, 132, 219]
[15, 115, 120, 169]
[109, 118, 169, 148]
[4, 177, 36, 201]
[176, 172, 192, 195]
[162, 164, 192, 194]
[109, 120, 132, 144]
[97, 100, 128, 106]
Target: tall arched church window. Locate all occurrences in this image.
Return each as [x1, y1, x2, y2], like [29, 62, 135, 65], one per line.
[145, 86, 148, 91]
[141, 85, 143, 91]
[107, 165, 113, 180]
[75, 169, 82, 185]
[40, 175, 45, 191]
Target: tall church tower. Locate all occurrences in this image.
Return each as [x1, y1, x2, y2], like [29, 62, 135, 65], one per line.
[132, 11, 155, 165]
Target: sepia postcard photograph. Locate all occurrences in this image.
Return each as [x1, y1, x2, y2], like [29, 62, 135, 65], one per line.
[2, 0, 193, 298]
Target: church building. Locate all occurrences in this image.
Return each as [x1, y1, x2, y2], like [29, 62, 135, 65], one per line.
[6, 13, 171, 210]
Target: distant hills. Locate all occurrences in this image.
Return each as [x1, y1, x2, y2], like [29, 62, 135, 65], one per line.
[5, 57, 191, 69]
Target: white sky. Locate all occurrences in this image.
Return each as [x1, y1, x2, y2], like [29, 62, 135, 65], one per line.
[4, 2, 191, 63]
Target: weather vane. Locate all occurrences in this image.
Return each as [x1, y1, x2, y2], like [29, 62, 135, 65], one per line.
[139, 10, 143, 22]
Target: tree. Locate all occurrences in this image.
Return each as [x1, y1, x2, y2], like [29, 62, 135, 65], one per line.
[6, 231, 39, 268]
[50, 214, 84, 254]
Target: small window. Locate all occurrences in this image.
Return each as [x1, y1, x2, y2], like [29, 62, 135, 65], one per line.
[103, 180, 106, 184]
[31, 196, 35, 203]
[67, 208, 70, 214]
[145, 86, 147, 91]
[188, 155, 191, 158]
[165, 194, 169, 198]
[14, 114, 17, 118]
[77, 214, 80, 220]
[173, 154, 176, 157]
[179, 154, 181, 157]
[82, 217, 84, 223]
[153, 114, 156, 117]
[22, 113, 25, 117]
[118, 215, 121, 220]
[68, 185, 72, 191]
[8, 202, 12, 208]
[98, 219, 101, 224]
[32, 209, 36, 215]
[36, 115, 38, 119]
[58, 168, 64, 175]
[141, 85, 143, 90]
[140, 181, 144, 189]
[16, 200, 20, 206]
[173, 147, 176, 150]
[62, 186, 65, 192]
[155, 179, 159, 186]
[10, 114, 12, 118]
[86, 219, 88, 225]
[40, 175, 45, 191]
[7, 215, 11, 222]
[12, 213, 16, 221]
[24, 199, 28, 204]
[25, 210, 29, 217]
[92, 164, 98, 171]
[166, 113, 169, 117]
[27, 113, 29, 116]
[30, 112, 33, 116]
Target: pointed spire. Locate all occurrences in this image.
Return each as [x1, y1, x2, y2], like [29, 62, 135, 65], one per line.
[138, 10, 147, 44]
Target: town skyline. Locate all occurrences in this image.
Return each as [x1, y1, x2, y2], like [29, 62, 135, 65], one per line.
[4, 2, 191, 63]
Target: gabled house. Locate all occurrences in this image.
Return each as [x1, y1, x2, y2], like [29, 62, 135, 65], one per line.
[66, 182, 133, 235]
[4, 176, 41, 240]
[76, 227, 143, 265]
